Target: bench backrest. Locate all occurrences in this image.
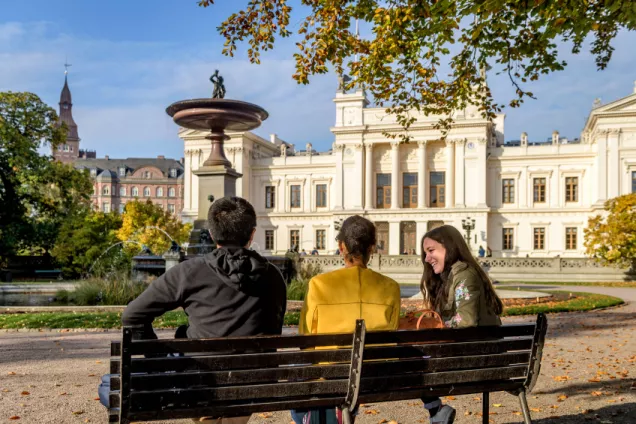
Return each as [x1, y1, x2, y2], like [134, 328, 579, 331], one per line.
[109, 314, 546, 423]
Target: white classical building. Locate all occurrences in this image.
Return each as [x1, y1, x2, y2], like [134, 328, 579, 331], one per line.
[180, 82, 636, 257]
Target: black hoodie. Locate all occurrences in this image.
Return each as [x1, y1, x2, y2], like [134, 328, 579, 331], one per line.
[122, 246, 287, 340]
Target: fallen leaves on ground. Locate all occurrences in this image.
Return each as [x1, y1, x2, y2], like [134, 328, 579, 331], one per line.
[20, 391, 29, 396]
[7, 372, 16, 375]
[364, 409, 380, 415]
[9, 417, 20, 420]
[257, 412, 273, 418]
[553, 375, 570, 382]
[557, 394, 568, 402]
[72, 411, 84, 416]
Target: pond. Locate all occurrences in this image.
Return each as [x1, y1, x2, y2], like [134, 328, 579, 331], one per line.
[0, 292, 70, 307]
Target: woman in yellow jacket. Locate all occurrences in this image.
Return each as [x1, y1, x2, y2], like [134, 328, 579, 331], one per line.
[292, 215, 401, 424]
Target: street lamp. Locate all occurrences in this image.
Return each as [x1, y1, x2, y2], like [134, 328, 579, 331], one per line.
[462, 217, 476, 249]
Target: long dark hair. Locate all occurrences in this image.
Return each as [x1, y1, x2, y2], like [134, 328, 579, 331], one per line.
[420, 225, 503, 315]
[336, 215, 376, 265]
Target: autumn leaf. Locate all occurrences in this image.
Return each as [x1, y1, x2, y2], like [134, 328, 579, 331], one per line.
[513, 411, 522, 416]
[557, 394, 568, 402]
[445, 396, 456, 400]
[72, 411, 85, 415]
[20, 391, 30, 396]
[588, 378, 601, 382]
[553, 375, 570, 382]
[257, 412, 273, 418]
[493, 403, 503, 408]
[7, 372, 16, 375]
[530, 407, 541, 412]
[364, 409, 380, 415]
[591, 391, 603, 396]
[9, 417, 20, 420]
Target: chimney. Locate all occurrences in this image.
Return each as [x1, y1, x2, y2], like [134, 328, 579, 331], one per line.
[157, 155, 165, 159]
[521, 132, 528, 146]
[552, 131, 559, 145]
[104, 155, 109, 160]
[180, 157, 184, 164]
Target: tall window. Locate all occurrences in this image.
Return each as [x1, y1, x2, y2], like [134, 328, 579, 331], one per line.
[119, 187, 126, 197]
[533, 228, 545, 250]
[632, 171, 636, 193]
[168, 204, 175, 214]
[143, 187, 150, 197]
[265, 230, 274, 250]
[565, 227, 577, 250]
[290, 230, 300, 249]
[502, 228, 514, 250]
[168, 187, 176, 197]
[170, 168, 177, 178]
[430, 172, 446, 207]
[102, 186, 110, 195]
[290, 185, 301, 208]
[132, 187, 139, 197]
[376, 173, 391, 208]
[265, 186, 276, 209]
[316, 184, 327, 208]
[402, 173, 418, 208]
[103, 202, 110, 213]
[502, 179, 515, 204]
[156, 187, 163, 197]
[565, 177, 578, 202]
[533, 178, 546, 203]
[315, 229, 326, 250]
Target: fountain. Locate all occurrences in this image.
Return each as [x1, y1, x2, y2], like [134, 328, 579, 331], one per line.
[166, 70, 268, 228]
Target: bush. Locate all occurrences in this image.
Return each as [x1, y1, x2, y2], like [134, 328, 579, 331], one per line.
[286, 261, 323, 301]
[56, 274, 148, 306]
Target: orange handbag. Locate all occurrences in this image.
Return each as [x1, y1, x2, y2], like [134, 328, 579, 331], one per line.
[398, 309, 444, 330]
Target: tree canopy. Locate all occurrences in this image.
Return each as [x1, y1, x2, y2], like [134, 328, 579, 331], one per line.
[584, 193, 636, 268]
[199, 0, 635, 137]
[0, 91, 93, 264]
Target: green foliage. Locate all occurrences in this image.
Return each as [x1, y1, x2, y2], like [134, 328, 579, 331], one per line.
[51, 210, 124, 278]
[584, 194, 636, 268]
[198, 0, 636, 140]
[116, 199, 192, 255]
[0, 91, 92, 264]
[55, 276, 148, 306]
[503, 291, 624, 316]
[286, 261, 323, 301]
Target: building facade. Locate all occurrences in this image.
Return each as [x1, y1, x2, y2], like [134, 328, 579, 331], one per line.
[180, 83, 636, 257]
[52, 73, 184, 214]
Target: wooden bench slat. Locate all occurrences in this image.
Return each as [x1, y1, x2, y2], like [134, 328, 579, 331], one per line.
[362, 352, 531, 376]
[127, 396, 345, 421]
[129, 363, 351, 391]
[128, 332, 355, 355]
[365, 324, 535, 344]
[360, 365, 528, 392]
[110, 342, 121, 356]
[358, 379, 525, 404]
[129, 348, 352, 373]
[363, 338, 532, 360]
[129, 379, 348, 410]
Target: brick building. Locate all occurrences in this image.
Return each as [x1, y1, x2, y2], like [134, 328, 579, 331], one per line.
[52, 72, 184, 216]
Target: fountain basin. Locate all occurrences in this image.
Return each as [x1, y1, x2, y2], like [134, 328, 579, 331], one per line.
[166, 99, 268, 132]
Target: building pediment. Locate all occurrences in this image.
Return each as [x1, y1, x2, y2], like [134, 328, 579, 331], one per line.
[596, 94, 636, 113]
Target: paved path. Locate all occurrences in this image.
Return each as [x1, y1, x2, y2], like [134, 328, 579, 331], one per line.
[1, 288, 635, 423]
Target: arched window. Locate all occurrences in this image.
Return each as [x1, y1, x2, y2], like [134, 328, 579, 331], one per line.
[119, 187, 126, 196]
[156, 187, 163, 197]
[102, 186, 110, 195]
[131, 187, 139, 197]
[143, 187, 150, 197]
[168, 187, 176, 197]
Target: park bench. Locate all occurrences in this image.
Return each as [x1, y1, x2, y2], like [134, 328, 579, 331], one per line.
[108, 314, 547, 424]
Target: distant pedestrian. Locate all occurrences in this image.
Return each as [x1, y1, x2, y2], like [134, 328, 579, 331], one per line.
[478, 245, 485, 257]
[311, 247, 319, 255]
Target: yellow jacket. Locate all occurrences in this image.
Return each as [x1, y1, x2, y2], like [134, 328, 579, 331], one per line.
[299, 266, 401, 335]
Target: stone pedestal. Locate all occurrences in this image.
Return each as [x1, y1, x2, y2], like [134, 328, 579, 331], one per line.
[162, 251, 181, 272]
[192, 165, 242, 228]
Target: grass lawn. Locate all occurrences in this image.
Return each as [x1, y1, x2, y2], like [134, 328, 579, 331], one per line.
[497, 281, 636, 288]
[0, 291, 622, 329]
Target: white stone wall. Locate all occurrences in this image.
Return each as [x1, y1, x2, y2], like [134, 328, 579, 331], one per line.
[179, 84, 636, 257]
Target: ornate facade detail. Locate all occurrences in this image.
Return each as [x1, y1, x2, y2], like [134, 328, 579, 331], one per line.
[477, 137, 488, 145]
[364, 143, 374, 151]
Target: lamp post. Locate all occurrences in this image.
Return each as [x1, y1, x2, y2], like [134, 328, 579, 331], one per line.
[462, 217, 476, 249]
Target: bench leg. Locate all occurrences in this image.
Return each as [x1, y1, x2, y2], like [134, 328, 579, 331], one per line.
[518, 390, 532, 424]
[482, 392, 489, 424]
[341, 407, 353, 424]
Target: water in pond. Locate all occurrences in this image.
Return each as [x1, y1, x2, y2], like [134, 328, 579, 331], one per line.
[0, 292, 70, 306]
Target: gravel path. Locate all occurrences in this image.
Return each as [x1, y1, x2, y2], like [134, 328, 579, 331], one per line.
[1, 288, 635, 424]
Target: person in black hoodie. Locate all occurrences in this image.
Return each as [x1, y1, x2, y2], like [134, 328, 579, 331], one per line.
[98, 197, 287, 422]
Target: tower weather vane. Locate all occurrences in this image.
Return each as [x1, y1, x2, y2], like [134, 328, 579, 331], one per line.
[210, 70, 226, 99]
[64, 60, 72, 75]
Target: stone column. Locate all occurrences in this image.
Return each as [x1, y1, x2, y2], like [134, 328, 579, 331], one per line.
[303, 178, 310, 213]
[364, 143, 374, 210]
[333, 144, 345, 210]
[519, 167, 528, 208]
[417, 141, 427, 208]
[455, 138, 466, 207]
[184, 150, 192, 211]
[275, 179, 283, 213]
[233, 147, 244, 197]
[389, 221, 401, 255]
[163, 251, 181, 272]
[191, 149, 202, 215]
[607, 129, 621, 199]
[353, 144, 364, 209]
[415, 221, 428, 255]
[476, 138, 488, 206]
[445, 140, 455, 208]
[595, 131, 608, 203]
[391, 141, 400, 209]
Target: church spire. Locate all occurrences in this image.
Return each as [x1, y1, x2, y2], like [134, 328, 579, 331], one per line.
[58, 63, 79, 142]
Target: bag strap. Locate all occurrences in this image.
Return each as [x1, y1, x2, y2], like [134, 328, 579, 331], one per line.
[416, 309, 443, 330]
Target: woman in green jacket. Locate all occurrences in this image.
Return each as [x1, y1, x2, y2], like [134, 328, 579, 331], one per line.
[419, 225, 503, 424]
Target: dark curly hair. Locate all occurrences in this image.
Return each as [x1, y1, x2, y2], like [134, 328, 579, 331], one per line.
[207, 196, 256, 246]
[336, 215, 376, 264]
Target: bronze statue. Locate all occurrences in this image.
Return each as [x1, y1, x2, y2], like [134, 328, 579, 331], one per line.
[337, 72, 352, 93]
[210, 70, 226, 99]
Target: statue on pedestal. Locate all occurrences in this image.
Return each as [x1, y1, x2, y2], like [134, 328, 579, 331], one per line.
[210, 70, 226, 99]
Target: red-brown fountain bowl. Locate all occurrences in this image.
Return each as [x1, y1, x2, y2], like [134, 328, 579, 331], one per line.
[166, 99, 268, 132]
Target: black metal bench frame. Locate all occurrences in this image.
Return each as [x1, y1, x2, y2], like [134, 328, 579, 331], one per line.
[109, 314, 547, 424]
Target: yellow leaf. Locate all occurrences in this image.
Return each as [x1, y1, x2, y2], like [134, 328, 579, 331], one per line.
[493, 403, 503, 408]
[72, 411, 85, 415]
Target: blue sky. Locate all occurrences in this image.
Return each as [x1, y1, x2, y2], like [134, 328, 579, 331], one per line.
[1, 1, 635, 159]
